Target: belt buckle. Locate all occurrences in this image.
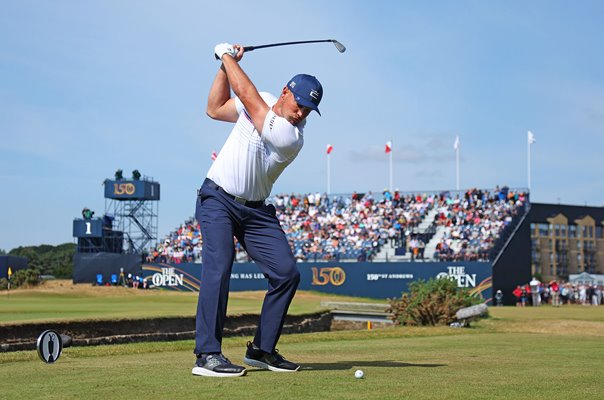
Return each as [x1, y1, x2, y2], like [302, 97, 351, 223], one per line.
[234, 196, 247, 205]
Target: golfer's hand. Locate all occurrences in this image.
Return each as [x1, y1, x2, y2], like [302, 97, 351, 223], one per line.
[214, 43, 237, 61]
[232, 44, 244, 62]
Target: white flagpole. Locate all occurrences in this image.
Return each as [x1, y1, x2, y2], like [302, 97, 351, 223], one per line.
[389, 140, 393, 192]
[327, 152, 331, 195]
[456, 143, 460, 191]
[528, 132, 532, 192]
[454, 135, 460, 191]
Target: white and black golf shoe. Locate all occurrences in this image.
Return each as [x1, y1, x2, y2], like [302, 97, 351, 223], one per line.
[192, 353, 246, 377]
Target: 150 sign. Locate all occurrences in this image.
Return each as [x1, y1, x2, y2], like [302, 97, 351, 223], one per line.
[311, 267, 346, 286]
[113, 182, 136, 195]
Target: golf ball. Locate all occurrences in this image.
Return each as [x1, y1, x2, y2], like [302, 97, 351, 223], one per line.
[355, 369, 364, 379]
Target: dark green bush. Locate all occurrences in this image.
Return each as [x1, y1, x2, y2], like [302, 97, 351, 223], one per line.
[9, 268, 42, 288]
[387, 277, 484, 326]
[9, 243, 74, 278]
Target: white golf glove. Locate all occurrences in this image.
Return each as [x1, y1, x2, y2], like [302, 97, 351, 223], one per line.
[214, 43, 237, 60]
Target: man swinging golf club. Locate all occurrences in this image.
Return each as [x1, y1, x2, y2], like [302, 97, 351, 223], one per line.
[192, 42, 323, 377]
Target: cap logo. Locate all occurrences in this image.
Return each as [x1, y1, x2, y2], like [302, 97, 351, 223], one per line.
[309, 89, 320, 100]
[289, 82, 296, 89]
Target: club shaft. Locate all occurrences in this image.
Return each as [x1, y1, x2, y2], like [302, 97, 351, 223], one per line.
[243, 40, 334, 52]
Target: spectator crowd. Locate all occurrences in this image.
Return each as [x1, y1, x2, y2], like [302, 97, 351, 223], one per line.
[147, 186, 527, 264]
[512, 277, 603, 306]
[433, 186, 527, 261]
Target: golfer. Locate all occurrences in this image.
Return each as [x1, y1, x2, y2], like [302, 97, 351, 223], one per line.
[192, 43, 323, 377]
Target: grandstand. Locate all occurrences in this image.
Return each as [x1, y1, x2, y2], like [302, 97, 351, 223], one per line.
[71, 181, 532, 303]
[149, 185, 528, 266]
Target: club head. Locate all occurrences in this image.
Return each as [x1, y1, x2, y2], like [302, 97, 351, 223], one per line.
[332, 40, 346, 53]
[61, 334, 73, 348]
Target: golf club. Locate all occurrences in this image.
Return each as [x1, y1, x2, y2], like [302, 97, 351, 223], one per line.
[243, 39, 346, 53]
[215, 39, 346, 59]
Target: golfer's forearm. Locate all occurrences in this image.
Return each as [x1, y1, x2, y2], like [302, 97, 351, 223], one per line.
[221, 56, 268, 131]
[221, 56, 260, 106]
[206, 66, 231, 119]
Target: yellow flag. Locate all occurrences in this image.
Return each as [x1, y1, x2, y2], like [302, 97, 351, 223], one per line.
[7, 267, 12, 278]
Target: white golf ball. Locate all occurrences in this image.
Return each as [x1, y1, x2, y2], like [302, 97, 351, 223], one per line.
[355, 369, 364, 379]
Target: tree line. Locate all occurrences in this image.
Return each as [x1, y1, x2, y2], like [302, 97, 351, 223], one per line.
[5, 243, 75, 278]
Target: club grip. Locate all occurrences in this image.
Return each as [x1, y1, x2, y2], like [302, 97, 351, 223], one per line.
[215, 46, 255, 60]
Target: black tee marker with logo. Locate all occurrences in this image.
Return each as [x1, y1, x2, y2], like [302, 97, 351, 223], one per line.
[37, 330, 64, 363]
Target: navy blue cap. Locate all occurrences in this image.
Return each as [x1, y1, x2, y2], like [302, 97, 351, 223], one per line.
[287, 74, 323, 115]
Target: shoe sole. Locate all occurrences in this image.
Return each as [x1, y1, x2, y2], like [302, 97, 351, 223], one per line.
[192, 366, 246, 377]
[243, 356, 300, 372]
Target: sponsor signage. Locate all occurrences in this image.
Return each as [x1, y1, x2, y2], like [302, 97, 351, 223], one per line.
[104, 180, 160, 200]
[141, 261, 492, 302]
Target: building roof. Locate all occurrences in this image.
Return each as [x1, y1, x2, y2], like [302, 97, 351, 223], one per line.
[530, 203, 604, 224]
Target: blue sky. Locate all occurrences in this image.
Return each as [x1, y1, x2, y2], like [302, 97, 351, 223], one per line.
[1, 1, 603, 251]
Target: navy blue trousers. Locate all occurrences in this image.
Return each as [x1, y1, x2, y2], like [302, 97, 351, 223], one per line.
[194, 179, 300, 355]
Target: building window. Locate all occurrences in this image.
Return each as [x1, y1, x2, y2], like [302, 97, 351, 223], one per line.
[555, 239, 567, 251]
[539, 223, 549, 236]
[569, 225, 577, 238]
[560, 224, 567, 237]
[559, 264, 568, 276]
[596, 226, 603, 239]
[558, 254, 568, 266]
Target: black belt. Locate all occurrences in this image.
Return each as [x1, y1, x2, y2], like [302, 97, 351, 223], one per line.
[201, 179, 265, 208]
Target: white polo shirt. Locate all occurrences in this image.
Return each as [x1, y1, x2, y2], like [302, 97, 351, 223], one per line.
[207, 92, 305, 201]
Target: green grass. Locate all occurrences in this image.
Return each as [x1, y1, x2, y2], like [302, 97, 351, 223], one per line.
[0, 282, 383, 324]
[485, 305, 604, 321]
[0, 291, 197, 323]
[1, 317, 603, 399]
[1, 305, 603, 399]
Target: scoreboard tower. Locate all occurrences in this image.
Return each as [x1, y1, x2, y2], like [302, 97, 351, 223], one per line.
[72, 176, 160, 256]
[103, 177, 160, 254]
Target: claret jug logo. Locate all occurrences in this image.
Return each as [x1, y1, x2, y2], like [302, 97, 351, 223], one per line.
[311, 267, 346, 286]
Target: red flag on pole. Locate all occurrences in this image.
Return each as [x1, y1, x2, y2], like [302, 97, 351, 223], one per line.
[326, 144, 333, 154]
[385, 141, 392, 153]
[211, 150, 218, 161]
